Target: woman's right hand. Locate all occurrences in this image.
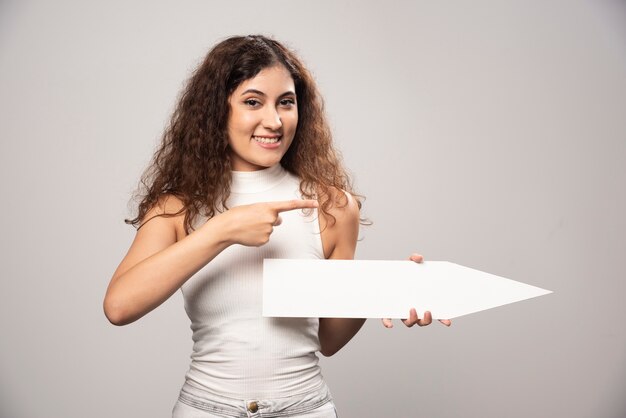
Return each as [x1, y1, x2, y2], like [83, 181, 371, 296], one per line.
[219, 199, 318, 247]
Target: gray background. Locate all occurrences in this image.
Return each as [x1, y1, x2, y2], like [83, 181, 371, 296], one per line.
[1, 1, 625, 417]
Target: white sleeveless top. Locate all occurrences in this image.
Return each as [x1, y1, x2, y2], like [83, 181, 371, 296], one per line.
[181, 164, 326, 399]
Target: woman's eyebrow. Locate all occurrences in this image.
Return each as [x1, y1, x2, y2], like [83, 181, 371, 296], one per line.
[240, 89, 296, 97]
[241, 88, 265, 96]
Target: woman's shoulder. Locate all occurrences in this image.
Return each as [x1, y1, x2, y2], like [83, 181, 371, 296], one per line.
[139, 194, 188, 240]
[142, 194, 185, 219]
[324, 188, 360, 225]
[319, 188, 360, 259]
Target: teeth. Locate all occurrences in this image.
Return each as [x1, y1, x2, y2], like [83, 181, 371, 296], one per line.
[253, 136, 281, 144]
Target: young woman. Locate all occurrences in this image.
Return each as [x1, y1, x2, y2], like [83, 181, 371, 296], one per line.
[104, 35, 449, 418]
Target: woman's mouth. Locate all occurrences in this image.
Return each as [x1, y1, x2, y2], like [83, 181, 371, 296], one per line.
[252, 135, 282, 144]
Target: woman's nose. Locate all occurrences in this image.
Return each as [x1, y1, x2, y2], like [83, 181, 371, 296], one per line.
[262, 106, 282, 130]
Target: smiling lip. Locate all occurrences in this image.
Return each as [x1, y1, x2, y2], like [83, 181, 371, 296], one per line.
[252, 135, 282, 149]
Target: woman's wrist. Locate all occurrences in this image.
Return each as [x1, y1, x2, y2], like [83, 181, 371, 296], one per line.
[199, 211, 236, 248]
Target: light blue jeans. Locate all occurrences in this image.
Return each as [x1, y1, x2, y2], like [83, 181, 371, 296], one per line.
[172, 381, 339, 418]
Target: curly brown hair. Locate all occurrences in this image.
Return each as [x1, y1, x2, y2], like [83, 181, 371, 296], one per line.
[126, 35, 364, 233]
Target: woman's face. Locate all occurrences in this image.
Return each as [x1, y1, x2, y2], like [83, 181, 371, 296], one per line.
[227, 65, 298, 171]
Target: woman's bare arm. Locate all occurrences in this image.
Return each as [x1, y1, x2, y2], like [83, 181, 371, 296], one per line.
[103, 196, 231, 325]
[317, 192, 364, 357]
[104, 196, 318, 326]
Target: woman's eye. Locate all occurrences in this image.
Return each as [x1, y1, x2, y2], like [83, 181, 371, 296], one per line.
[244, 99, 261, 107]
[279, 98, 295, 107]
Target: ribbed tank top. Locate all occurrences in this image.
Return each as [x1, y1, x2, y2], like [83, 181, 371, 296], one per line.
[181, 164, 326, 399]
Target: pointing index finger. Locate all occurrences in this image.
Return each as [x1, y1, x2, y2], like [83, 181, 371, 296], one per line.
[271, 199, 319, 213]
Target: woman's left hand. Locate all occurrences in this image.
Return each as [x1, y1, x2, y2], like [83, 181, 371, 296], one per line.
[381, 253, 452, 328]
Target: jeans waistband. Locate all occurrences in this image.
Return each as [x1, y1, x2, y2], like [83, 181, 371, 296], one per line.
[178, 381, 332, 418]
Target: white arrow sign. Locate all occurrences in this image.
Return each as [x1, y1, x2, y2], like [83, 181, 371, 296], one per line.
[263, 259, 552, 319]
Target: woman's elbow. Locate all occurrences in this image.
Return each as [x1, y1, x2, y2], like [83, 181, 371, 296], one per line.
[103, 296, 132, 326]
[319, 345, 339, 357]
